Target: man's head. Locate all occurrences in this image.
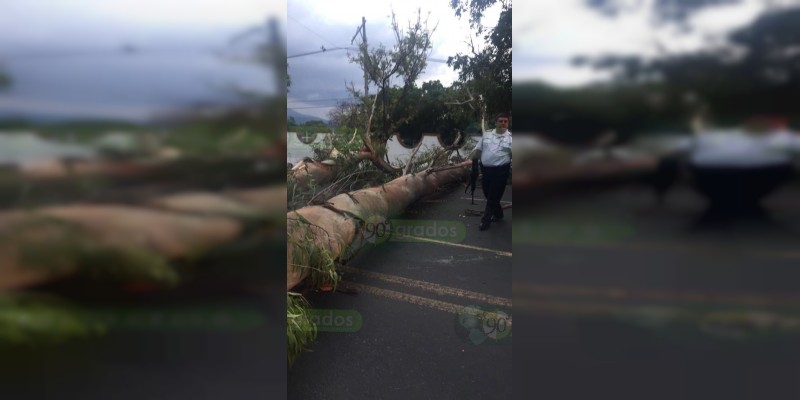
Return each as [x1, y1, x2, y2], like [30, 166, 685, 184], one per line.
[495, 113, 510, 133]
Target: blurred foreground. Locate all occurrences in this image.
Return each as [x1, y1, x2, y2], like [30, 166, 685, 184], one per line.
[0, 113, 288, 399]
[513, 140, 800, 399]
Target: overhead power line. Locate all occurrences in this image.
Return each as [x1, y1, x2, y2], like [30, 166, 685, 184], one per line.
[288, 14, 338, 49]
[288, 47, 448, 63]
[0, 46, 225, 61]
[289, 105, 336, 110]
[288, 46, 357, 59]
[288, 97, 353, 103]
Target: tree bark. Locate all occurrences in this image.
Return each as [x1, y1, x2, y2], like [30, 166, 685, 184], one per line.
[287, 160, 472, 290]
[0, 185, 285, 291]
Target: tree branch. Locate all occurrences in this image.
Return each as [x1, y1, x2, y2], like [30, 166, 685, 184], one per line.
[402, 139, 424, 175]
[346, 128, 359, 146]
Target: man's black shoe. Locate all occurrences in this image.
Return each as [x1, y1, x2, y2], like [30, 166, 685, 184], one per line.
[479, 221, 490, 231]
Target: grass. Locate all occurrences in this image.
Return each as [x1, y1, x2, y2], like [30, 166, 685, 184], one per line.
[285, 213, 342, 366]
[3, 215, 181, 287]
[287, 215, 341, 290]
[164, 124, 272, 157]
[287, 292, 317, 366]
[288, 125, 356, 135]
[0, 293, 106, 345]
[0, 119, 146, 140]
[0, 117, 276, 157]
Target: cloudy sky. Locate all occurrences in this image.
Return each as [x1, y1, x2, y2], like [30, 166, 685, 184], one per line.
[0, 0, 283, 121]
[514, 0, 787, 86]
[287, 0, 502, 120]
[5, 0, 789, 123]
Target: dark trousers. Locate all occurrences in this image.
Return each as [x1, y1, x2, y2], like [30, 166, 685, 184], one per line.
[480, 163, 511, 223]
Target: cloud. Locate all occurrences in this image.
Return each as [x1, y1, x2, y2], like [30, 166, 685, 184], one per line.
[514, 0, 769, 86]
[513, 62, 612, 87]
[0, 0, 279, 122]
[288, 0, 488, 121]
[0, 96, 157, 121]
[0, 0, 285, 52]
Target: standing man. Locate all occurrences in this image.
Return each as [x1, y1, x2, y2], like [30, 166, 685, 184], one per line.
[471, 113, 512, 231]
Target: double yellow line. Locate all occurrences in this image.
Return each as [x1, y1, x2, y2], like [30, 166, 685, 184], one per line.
[339, 266, 512, 316]
[513, 236, 800, 260]
[512, 282, 800, 319]
[340, 268, 800, 324]
[401, 235, 512, 257]
[515, 283, 800, 309]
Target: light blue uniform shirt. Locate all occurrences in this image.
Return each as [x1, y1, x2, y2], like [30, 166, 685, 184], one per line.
[475, 130, 512, 167]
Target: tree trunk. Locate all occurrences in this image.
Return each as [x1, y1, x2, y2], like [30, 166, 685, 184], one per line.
[287, 160, 471, 290]
[0, 185, 285, 291]
[288, 142, 402, 188]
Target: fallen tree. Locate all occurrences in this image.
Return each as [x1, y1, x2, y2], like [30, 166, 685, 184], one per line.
[286, 154, 470, 365]
[288, 102, 406, 190]
[512, 133, 660, 192]
[1, 155, 284, 210]
[287, 160, 472, 291]
[288, 136, 659, 292]
[0, 185, 285, 291]
[288, 141, 400, 189]
[513, 156, 659, 191]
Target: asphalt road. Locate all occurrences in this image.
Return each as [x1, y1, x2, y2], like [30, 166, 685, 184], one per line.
[515, 180, 800, 400]
[288, 183, 513, 399]
[0, 235, 287, 400]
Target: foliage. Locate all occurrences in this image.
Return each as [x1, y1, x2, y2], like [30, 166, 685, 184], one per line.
[0, 294, 105, 345]
[5, 216, 181, 287]
[394, 81, 479, 141]
[448, 0, 512, 120]
[328, 82, 480, 145]
[302, 120, 328, 127]
[288, 127, 473, 211]
[165, 125, 271, 157]
[327, 10, 489, 147]
[224, 17, 287, 138]
[328, 99, 368, 131]
[247, 17, 287, 101]
[514, 81, 690, 143]
[0, 67, 11, 90]
[346, 9, 437, 142]
[288, 132, 392, 211]
[0, 120, 147, 142]
[287, 215, 341, 289]
[518, 5, 800, 140]
[287, 292, 317, 366]
[585, 0, 742, 27]
[288, 125, 339, 134]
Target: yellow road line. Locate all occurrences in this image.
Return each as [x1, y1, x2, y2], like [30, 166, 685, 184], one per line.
[515, 283, 800, 309]
[459, 198, 512, 205]
[515, 239, 800, 260]
[402, 235, 512, 257]
[751, 250, 800, 260]
[349, 282, 513, 326]
[340, 266, 512, 307]
[514, 299, 636, 317]
[513, 298, 800, 322]
[349, 282, 465, 314]
[511, 239, 692, 255]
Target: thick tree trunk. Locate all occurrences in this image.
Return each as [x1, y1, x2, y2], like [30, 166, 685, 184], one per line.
[289, 159, 341, 188]
[287, 160, 471, 290]
[289, 143, 402, 188]
[513, 157, 658, 191]
[0, 185, 285, 291]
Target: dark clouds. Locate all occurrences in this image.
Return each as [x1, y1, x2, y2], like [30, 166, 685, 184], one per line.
[0, 1, 279, 121]
[287, 1, 464, 120]
[287, 8, 398, 120]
